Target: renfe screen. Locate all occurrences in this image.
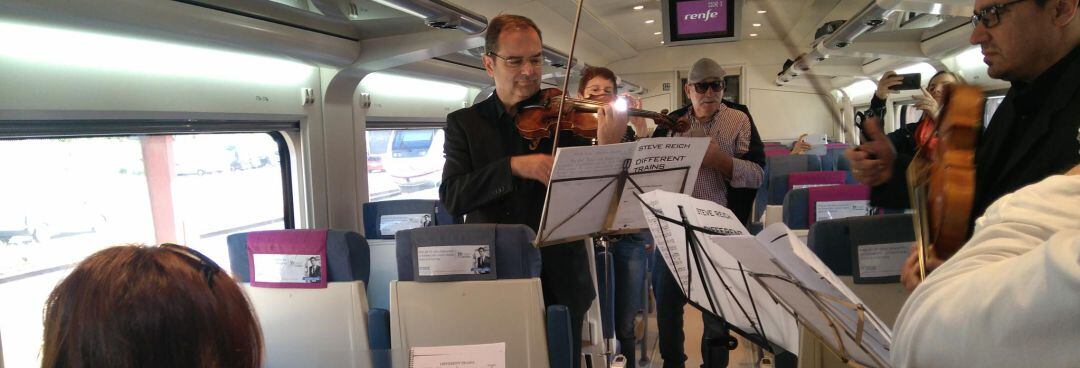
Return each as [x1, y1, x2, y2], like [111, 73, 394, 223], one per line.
[663, 0, 739, 45]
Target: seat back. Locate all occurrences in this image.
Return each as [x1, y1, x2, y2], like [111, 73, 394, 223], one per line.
[782, 188, 811, 230]
[362, 199, 458, 239]
[765, 147, 790, 157]
[807, 214, 914, 276]
[362, 200, 458, 310]
[395, 224, 541, 281]
[821, 144, 849, 171]
[390, 224, 556, 368]
[227, 230, 369, 284]
[243, 281, 374, 368]
[227, 229, 376, 368]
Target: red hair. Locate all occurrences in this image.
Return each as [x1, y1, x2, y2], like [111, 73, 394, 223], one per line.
[41, 245, 262, 368]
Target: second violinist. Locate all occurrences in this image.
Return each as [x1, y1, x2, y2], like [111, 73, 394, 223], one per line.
[438, 15, 631, 368]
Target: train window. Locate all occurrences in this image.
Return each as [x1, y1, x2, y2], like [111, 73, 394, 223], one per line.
[367, 128, 446, 202]
[0, 132, 289, 367]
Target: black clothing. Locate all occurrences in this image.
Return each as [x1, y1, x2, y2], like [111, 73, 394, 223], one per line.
[869, 46, 1080, 233]
[654, 101, 767, 226]
[440, 91, 596, 368]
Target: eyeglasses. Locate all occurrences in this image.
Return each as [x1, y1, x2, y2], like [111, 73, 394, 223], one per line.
[486, 52, 544, 68]
[161, 243, 223, 288]
[971, 0, 1030, 28]
[692, 81, 725, 94]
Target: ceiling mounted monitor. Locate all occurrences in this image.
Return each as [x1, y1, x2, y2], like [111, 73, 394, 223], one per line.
[661, 0, 741, 46]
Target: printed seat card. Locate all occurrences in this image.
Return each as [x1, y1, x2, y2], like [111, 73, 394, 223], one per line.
[409, 342, 505, 368]
[413, 244, 496, 282]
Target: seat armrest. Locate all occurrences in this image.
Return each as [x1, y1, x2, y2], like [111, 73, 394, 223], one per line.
[546, 305, 573, 368]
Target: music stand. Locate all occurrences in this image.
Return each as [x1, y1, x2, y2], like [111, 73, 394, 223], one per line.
[535, 159, 691, 246]
[632, 191, 796, 357]
[712, 224, 894, 367]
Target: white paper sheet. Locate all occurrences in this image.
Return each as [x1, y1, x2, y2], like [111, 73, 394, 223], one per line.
[253, 254, 322, 283]
[715, 223, 894, 366]
[417, 245, 491, 276]
[815, 200, 870, 222]
[539, 138, 708, 244]
[856, 242, 911, 278]
[805, 133, 828, 156]
[639, 190, 800, 355]
[791, 183, 838, 190]
[409, 342, 505, 368]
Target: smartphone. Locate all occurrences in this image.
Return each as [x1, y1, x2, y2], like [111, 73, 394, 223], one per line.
[892, 73, 922, 90]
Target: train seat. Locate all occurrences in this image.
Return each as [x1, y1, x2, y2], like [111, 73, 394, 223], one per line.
[362, 199, 458, 311]
[754, 155, 823, 223]
[821, 143, 850, 171]
[390, 224, 572, 368]
[806, 214, 913, 325]
[226, 229, 387, 368]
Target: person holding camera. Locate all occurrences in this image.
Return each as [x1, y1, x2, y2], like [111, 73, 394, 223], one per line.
[845, 0, 1080, 291]
[846, 70, 961, 209]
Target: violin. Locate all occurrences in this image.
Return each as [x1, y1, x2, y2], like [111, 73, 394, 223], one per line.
[907, 84, 983, 278]
[515, 88, 690, 150]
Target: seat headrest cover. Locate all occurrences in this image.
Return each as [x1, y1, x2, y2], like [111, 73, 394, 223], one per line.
[395, 224, 541, 281]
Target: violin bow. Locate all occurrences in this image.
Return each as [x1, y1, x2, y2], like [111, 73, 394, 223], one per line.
[549, 0, 587, 156]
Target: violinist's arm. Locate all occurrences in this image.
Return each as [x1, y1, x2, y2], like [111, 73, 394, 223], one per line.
[439, 112, 517, 217]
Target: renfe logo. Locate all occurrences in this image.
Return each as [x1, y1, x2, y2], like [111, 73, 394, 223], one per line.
[684, 9, 719, 22]
[675, 0, 728, 36]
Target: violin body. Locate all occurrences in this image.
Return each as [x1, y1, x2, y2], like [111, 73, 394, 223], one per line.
[516, 88, 689, 149]
[908, 84, 983, 276]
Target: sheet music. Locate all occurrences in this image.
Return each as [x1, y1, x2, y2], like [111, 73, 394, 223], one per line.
[541, 177, 617, 241]
[714, 223, 893, 367]
[538, 138, 708, 244]
[610, 137, 708, 229]
[639, 190, 800, 354]
[550, 142, 636, 180]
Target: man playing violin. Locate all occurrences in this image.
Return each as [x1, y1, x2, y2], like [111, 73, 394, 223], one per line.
[847, 0, 1080, 290]
[440, 15, 628, 368]
[648, 57, 766, 368]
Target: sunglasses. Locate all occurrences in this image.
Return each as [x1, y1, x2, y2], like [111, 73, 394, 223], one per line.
[161, 243, 223, 288]
[692, 81, 725, 94]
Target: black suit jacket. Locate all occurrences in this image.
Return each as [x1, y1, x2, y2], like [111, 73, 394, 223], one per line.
[439, 92, 592, 232]
[872, 46, 1080, 232]
[653, 101, 766, 226]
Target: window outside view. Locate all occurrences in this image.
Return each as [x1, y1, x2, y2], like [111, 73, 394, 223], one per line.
[367, 128, 446, 202]
[0, 133, 286, 367]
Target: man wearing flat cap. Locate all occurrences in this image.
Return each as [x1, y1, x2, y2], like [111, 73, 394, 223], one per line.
[650, 57, 766, 368]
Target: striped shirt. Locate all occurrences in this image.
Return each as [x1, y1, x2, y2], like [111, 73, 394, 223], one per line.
[669, 103, 763, 206]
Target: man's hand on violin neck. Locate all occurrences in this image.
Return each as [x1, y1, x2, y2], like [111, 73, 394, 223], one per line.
[845, 116, 895, 186]
[510, 153, 555, 185]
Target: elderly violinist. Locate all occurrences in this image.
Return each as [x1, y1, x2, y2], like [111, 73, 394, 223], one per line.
[648, 57, 765, 368]
[846, 0, 1080, 290]
[439, 14, 631, 368]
